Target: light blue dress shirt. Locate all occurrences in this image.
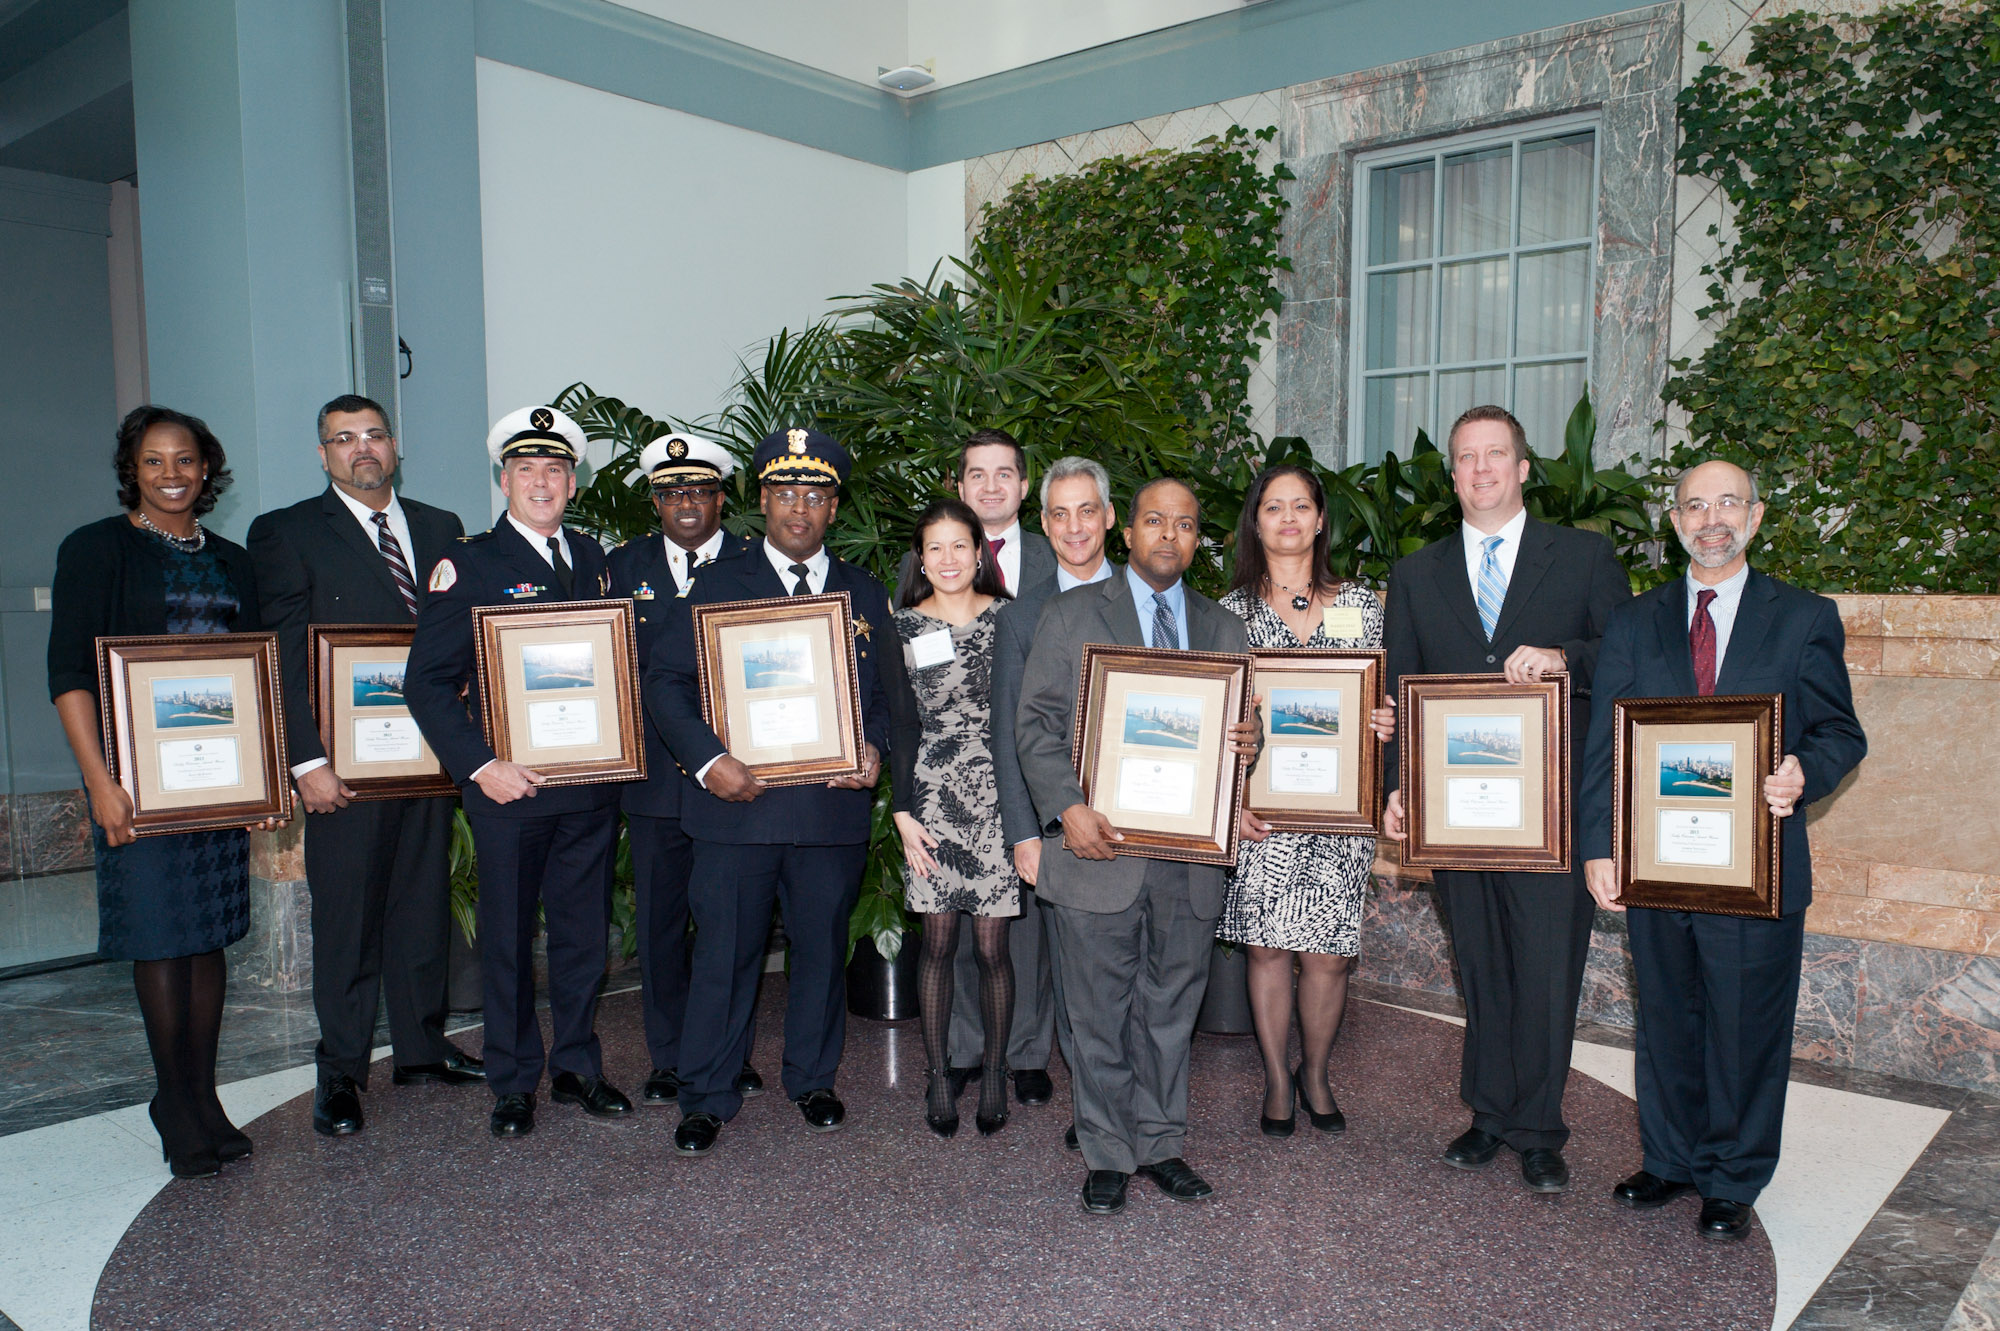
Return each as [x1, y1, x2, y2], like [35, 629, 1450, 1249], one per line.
[1126, 565, 1189, 650]
[1056, 560, 1114, 593]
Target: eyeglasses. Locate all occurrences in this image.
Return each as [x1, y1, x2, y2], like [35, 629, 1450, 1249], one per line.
[321, 429, 394, 448]
[654, 486, 721, 503]
[1676, 496, 1752, 516]
[766, 488, 831, 510]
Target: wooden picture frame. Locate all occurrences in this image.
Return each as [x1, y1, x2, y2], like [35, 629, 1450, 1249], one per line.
[470, 599, 646, 787]
[1244, 648, 1386, 835]
[692, 591, 864, 788]
[1612, 693, 1783, 919]
[95, 632, 292, 836]
[1072, 644, 1252, 866]
[306, 625, 459, 800]
[1399, 672, 1570, 872]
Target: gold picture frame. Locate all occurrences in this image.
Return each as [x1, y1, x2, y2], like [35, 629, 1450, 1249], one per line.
[1399, 672, 1570, 872]
[470, 600, 646, 787]
[692, 591, 864, 788]
[307, 625, 458, 800]
[1245, 648, 1386, 835]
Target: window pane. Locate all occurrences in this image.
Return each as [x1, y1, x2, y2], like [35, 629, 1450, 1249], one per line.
[1515, 248, 1591, 356]
[1368, 160, 1434, 265]
[1519, 132, 1595, 243]
[1439, 258, 1509, 363]
[1441, 146, 1511, 255]
[1513, 360, 1589, 455]
[1365, 374, 1430, 459]
[1437, 367, 1507, 437]
[1365, 269, 1433, 370]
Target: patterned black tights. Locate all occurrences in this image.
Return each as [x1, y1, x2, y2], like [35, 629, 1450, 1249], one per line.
[917, 911, 1014, 1122]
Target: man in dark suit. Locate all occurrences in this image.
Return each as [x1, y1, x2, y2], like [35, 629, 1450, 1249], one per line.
[1581, 459, 1865, 1241]
[646, 428, 891, 1157]
[248, 393, 482, 1139]
[1381, 404, 1630, 1193]
[1016, 477, 1262, 1215]
[405, 405, 633, 1139]
[989, 455, 1117, 1140]
[605, 431, 757, 1107]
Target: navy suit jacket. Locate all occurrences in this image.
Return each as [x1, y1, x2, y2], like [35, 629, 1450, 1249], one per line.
[1578, 569, 1866, 915]
[405, 520, 618, 819]
[644, 545, 892, 846]
[606, 530, 752, 818]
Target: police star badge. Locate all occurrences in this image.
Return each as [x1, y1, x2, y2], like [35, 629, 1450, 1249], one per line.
[786, 427, 808, 454]
[853, 614, 872, 641]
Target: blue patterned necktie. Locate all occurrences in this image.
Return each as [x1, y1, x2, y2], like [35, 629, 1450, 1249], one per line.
[1151, 591, 1180, 651]
[1475, 535, 1506, 641]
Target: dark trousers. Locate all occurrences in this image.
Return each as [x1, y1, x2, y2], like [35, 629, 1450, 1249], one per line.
[628, 813, 694, 1072]
[679, 839, 866, 1120]
[1629, 906, 1805, 1205]
[947, 885, 1057, 1071]
[467, 809, 616, 1096]
[1048, 860, 1212, 1175]
[1433, 866, 1597, 1151]
[304, 796, 455, 1084]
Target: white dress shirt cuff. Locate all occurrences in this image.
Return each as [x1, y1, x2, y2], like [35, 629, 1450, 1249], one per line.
[695, 755, 723, 786]
[290, 757, 330, 780]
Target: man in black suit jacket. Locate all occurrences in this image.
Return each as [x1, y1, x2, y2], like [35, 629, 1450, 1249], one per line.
[605, 432, 753, 1106]
[406, 405, 633, 1139]
[247, 394, 481, 1139]
[1381, 405, 1630, 1193]
[645, 428, 891, 1157]
[1581, 459, 1865, 1241]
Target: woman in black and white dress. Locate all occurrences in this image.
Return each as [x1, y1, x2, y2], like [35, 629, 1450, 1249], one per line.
[1220, 465, 1394, 1138]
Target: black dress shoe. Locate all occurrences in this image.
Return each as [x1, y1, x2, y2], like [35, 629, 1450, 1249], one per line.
[794, 1088, 846, 1132]
[1011, 1068, 1054, 1105]
[1698, 1197, 1755, 1241]
[550, 1072, 635, 1119]
[1521, 1148, 1571, 1193]
[313, 1074, 364, 1137]
[489, 1092, 535, 1137]
[1295, 1065, 1346, 1134]
[1137, 1157, 1215, 1201]
[674, 1112, 722, 1156]
[1614, 1170, 1696, 1210]
[946, 1065, 982, 1098]
[393, 1047, 486, 1087]
[734, 1062, 764, 1097]
[1064, 1123, 1079, 1151]
[643, 1068, 685, 1104]
[1442, 1126, 1504, 1170]
[1081, 1169, 1129, 1215]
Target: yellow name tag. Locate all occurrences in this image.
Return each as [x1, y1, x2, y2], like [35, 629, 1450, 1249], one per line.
[1322, 606, 1366, 640]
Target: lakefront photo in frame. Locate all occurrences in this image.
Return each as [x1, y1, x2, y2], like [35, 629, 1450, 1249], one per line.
[1244, 649, 1385, 834]
[470, 600, 645, 787]
[693, 592, 863, 788]
[1399, 672, 1570, 872]
[308, 626, 459, 800]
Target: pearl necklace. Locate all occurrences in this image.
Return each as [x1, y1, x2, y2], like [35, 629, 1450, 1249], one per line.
[137, 511, 206, 553]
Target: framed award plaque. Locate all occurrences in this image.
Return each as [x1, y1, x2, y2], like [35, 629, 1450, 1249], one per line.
[307, 625, 458, 800]
[1611, 693, 1783, 919]
[470, 599, 646, 787]
[692, 591, 864, 788]
[1243, 648, 1386, 835]
[95, 632, 293, 836]
[1399, 672, 1570, 872]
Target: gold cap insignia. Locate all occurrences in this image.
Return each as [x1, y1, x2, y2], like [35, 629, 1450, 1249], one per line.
[786, 428, 808, 454]
[530, 407, 555, 431]
[668, 437, 688, 459]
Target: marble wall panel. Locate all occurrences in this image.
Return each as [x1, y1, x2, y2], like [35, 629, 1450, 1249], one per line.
[1277, 152, 1343, 306]
[1806, 893, 1998, 957]
[1795, 932, 1863, 1066]
[12, 790, 92, 875]
[229, 875, 311, 993]
[1355, 879, 1459, 997]
[0, 795, 14, 878]
[1274, 297, 1345, 466]
[1853, 944, 2000, 1094]
[1579, 908, 1636, 1028]
[251, 822, 305, 883]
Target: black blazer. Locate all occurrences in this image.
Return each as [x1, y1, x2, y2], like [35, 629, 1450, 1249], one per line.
[404, 521, 616, 819]
[1578, 570, 1866, 914]
[48, 515, 263, 704]
[644, 545, 892, 846]
[1383, 516, 1630, 796]
[246, 488, 465, 766]
[606, 529, 752, 818]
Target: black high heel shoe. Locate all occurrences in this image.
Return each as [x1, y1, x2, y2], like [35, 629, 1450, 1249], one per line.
[974, 1064, 1009, 1137]
[211, 1121, 254, 1163]
[1295, 1065, 1346, 1134]
[150, 1099, 221, 1179]
[1260, 1073, 1296, 1138]
[923, 1069, 959, 1139]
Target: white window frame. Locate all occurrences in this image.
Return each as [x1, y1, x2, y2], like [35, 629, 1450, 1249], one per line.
[1348, 111, 1603, 463]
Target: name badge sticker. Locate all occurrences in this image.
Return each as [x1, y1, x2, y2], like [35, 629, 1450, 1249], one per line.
[909, 628, 955, 670]
[1322, 606, 1367, 640]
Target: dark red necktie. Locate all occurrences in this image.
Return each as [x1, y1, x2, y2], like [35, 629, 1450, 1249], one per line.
[1690, 588, 1718, 696]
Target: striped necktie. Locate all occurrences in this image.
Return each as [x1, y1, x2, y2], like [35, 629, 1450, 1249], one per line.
[1475, 535, 1506, 641]
[1151, 591, 1180, 652]
[371, 512, 419, 618]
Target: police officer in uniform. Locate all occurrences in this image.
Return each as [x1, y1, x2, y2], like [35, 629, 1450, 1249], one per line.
[605, 432, 761, 1106]
[405, 405, 633, 1138]
[645, 427, 891, 1156]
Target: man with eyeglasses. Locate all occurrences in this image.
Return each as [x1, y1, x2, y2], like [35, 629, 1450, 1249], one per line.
[644, 427, 891, 1156]
[605, 433, 761, 1108]
[1580, 459, 1864, 1242]
[247, 394, 483, 1140]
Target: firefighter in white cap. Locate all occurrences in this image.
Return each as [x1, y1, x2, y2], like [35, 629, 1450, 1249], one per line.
[405, 404, 634, 1139]
[605, 432, 760, 1108]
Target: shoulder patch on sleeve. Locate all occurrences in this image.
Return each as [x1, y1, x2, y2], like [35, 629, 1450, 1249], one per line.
[428, 559, 458, 593]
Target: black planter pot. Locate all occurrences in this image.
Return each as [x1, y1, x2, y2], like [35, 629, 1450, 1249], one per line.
[845, 933, 920, 1021]
[1196, 943, 1254, 1035]
[447, 924, 483, 1014]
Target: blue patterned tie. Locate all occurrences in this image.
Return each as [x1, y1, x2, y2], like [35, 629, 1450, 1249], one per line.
[1475, 535, 1506, 641]
[1151, 591, 1181, 652]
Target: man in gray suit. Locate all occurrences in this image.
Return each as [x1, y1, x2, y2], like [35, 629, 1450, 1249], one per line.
[1016, 477, 1263, 1215]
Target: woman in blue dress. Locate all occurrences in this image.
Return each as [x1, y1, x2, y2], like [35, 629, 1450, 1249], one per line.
[49, 406, 284, 1178]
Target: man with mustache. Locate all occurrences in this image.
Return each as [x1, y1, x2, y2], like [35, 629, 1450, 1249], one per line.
[1580, 458, 1865, 1242]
